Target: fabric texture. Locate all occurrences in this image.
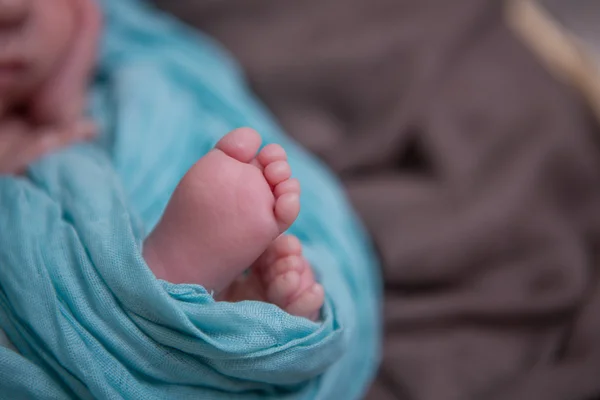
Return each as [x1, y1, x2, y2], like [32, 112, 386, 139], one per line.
[149, 0, 600, 399]
[0, 0, 381, 399]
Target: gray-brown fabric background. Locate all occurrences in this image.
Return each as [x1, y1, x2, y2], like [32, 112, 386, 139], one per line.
[151, 1, 600, 398]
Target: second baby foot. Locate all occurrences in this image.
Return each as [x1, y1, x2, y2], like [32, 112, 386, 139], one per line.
[143, 127, 301, 293]
[219, 235, 324, 321]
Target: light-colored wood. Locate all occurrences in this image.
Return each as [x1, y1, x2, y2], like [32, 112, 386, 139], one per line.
[506, 0, 600, 121]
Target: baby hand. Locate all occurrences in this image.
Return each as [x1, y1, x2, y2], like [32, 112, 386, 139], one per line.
[0, 118, 96, 174]
[29, 0, 102, 127]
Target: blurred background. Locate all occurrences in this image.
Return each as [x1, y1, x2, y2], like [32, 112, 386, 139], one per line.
[149, 1, 600, 399]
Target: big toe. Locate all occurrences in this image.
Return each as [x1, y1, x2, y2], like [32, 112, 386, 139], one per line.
[254, 234, 303, 271]
[215, 127, 262, 162]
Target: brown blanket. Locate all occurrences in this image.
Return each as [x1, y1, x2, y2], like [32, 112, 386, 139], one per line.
[152, 0, 600, 398]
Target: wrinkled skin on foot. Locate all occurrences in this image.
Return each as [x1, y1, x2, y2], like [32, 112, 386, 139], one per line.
[0, 0, 101, 174]
[144, 128, 325, 320]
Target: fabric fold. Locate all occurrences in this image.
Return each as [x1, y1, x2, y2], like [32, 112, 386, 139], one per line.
[0, 0, 381, 398]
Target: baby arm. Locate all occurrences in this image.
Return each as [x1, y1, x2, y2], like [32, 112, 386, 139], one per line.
[0, 0, 102, 174]
[29, 0, 102, 127]
[0, 118, 95, 174]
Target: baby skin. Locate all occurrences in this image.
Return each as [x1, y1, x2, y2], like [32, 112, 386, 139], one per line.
[0, 0, 322, 319]
[143, 128, 324, 320]
[0, 0, 101, 173]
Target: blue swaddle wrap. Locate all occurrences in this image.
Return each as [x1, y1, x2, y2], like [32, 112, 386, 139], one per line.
[0, 0, 382, 398]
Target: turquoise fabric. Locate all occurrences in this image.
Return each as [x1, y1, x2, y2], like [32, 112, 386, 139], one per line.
[0, 0, 382, 398]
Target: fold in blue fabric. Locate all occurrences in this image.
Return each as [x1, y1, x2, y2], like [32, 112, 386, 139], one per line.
[0, 0, 381, 398]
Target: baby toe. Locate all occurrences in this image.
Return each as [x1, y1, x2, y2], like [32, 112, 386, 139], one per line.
[257, 143, 287, 167]
[262, 254, 304, 283]
[266, 270, 301, 306]
[274, 192, 300, 231]
[274, 178, 301, 198]
[215, 127, 262, 163]
[263, 160, 292, 187]
[253, 235, 302, 271]
[285, 284, 324, 321]
[273, 234, 302, 258]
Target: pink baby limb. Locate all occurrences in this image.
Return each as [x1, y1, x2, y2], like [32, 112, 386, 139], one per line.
[29, 0, 103, 126]
[144, 128, 324, 320]
[0, 0, 101, 174]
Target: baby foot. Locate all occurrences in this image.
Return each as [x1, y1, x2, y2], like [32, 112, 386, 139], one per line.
[143, 128, 301, 294]
[220, 235, 324, 321]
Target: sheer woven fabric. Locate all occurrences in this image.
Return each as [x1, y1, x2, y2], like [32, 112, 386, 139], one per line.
[0, 0, 381, 398]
